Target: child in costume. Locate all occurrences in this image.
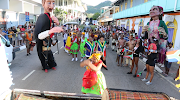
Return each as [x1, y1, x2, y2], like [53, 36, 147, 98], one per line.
[142, 6, 168, 68]
[41, 36, 57, 72]
[97, 35, 108, 70]
[79, 32, 87, 62]
[85, 36, 96, 59]
[65, 33, 71, 54]
[142, 43, 157, 85]
[80, 52, 107, 95]
[70, 33, 79, 61]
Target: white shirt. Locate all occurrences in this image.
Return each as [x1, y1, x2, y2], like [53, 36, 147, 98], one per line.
[85, 32, 89, 39]
[166, 47, 174, 61]
[64, 33, 68, 40]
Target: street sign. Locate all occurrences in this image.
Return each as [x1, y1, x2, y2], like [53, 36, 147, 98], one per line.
[25, 12, 29, 21]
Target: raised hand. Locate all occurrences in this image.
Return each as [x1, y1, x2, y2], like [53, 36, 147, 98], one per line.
[142, 25, 149, 33]
[49, 27, 63, 35]
[51, 16, 59, 25]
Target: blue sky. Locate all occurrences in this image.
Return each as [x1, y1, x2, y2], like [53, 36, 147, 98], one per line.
[81, 0, 117, 6]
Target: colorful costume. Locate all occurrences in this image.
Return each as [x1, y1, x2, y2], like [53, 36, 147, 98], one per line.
[97, 40, 106, 57]
[69, 36, 79, 54]
[80, 37, 87, 57]
[85, 41, 96, 57]
[147, 20, 168, 64]
[65, 36, 71, 53]
[81, 53, 107, 95]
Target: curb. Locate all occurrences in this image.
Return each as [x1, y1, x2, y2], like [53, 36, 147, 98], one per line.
[13, 46, 26, 52]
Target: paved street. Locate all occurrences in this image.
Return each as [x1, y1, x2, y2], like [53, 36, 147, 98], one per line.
[10, 36, 180, 99]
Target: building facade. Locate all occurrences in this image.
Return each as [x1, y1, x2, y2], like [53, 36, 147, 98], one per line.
[112, 0, 180, 50]
[0, 0, 42, 28]
[98, 6, 119, 26]
[54, 0, 87, 24]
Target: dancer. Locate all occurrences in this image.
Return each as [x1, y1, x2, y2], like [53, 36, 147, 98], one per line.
[116, 34, 126, 67]
[127, 39, 144, 77]
[79, 32, 87, 62]
[85, 36, 96, 59]
[65, 33, 71, 54]
[97, 35, 108, 70]
[142, 43, 157, 85]
[124, 34, 135, 67]
[70, 33, 79, 61]
[80, 52, 107, 95]
[34, 0, 63, 71]
[41, 36, 57, 73]
[142, 6, 168, 67]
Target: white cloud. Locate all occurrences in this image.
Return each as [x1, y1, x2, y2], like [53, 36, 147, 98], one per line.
[82, 0, 117, 6]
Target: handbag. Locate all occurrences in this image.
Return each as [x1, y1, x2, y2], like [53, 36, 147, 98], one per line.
[82, 69, 98, 88]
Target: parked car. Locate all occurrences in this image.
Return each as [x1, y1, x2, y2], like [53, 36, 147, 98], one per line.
[0, 34, 15, 64]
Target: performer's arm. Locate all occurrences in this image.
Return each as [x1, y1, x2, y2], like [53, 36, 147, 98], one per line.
[80, 60, 102, 72]
[38, 30, 50, 40]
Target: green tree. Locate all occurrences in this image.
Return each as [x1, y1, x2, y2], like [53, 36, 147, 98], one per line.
[53, 8, 67, 22]
[92, 12, 100, 20]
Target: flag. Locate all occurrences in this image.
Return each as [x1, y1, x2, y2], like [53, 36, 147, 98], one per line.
[166, 50, 180, 62]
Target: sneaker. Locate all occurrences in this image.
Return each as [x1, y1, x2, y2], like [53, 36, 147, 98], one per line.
[45, 69, 48, 73]
[52, 67, 56, 70]
[161, 64, 164, 67]
[71, 58, 74, 61]
[80, 58, 83, 62]
[158, 63, 162, 66]
[141, 78, 148, 82]
[29, 53, 31, 55]
[127, 72, 132, 74]
[76, 58, 78, 61]
[133, 75, 136, 77]
[26, 54, 29, 56]
[146, 81, 152, 85]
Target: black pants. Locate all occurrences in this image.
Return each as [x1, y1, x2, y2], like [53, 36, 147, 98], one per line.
[42, 50, 57, 69]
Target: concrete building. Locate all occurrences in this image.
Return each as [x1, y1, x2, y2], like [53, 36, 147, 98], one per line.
[0, 0, 42, 28]
[54, 0, 87, 24]
[112, 0, 180, 50]
[98, 6, 119, 26]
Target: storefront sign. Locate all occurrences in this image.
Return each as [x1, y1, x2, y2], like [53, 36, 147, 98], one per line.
[25, 12, 29, 21]
[164, 15, 174, 22]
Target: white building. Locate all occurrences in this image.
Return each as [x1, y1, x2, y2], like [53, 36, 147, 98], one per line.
[98, 6, 119, 26]
[0, 0, 42, 28]
[54, 0, 87, 24]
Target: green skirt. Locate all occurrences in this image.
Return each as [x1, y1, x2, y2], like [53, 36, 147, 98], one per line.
[81, 71, 107, 95]
[80, 43, 86, 57]
[69, 43, 79, 54]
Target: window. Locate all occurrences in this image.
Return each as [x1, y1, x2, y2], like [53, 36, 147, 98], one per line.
[144, 0, 148, 3]
[130, 0, 133, 8]
[121, 5, 123, 11]
[125, 3, 127, 10]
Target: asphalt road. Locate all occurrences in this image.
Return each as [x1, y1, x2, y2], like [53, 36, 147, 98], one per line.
[10, 36, 180, 99]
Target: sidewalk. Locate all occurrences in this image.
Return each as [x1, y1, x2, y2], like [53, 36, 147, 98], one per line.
[139, 55, 180, 85]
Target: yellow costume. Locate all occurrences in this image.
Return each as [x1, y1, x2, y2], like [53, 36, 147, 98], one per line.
[65, 36, 71, 53]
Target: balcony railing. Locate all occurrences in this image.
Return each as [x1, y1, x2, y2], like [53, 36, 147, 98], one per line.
[113, 0, 180, 19]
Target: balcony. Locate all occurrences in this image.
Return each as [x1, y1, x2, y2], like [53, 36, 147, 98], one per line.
[113, 0, 180, 19]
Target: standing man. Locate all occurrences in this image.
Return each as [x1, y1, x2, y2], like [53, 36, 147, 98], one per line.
[34, 0, 63, 72]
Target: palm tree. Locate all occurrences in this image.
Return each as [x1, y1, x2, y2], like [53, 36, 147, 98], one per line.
[54, 8, 67, 24]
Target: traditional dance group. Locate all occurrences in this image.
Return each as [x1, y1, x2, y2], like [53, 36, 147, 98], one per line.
[34, 0, 180, 96]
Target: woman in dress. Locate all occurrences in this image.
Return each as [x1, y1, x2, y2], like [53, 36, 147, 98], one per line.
[79, 32, 87, 62]
[80, 52, 107, 95]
